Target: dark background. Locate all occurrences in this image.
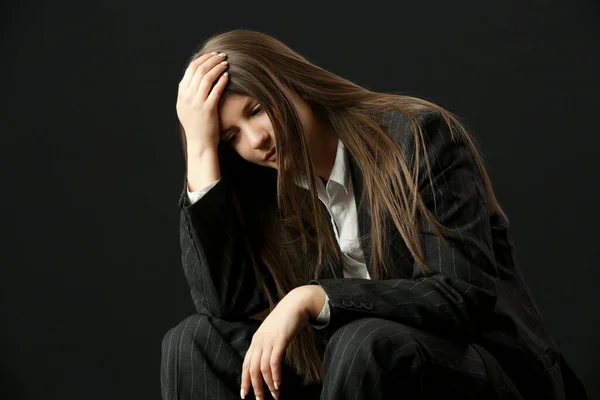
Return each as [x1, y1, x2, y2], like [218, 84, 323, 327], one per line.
[2, 0, 598, 399]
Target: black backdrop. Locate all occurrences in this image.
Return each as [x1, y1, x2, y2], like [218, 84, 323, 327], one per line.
[2, 1, 598, 399]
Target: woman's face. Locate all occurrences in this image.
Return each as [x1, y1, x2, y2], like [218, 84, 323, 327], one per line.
[217, 88, 319, 169]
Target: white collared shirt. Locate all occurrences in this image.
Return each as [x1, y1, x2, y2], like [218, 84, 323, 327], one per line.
[186, 140, 370, 326]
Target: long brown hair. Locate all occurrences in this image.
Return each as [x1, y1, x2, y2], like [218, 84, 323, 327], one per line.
[178, 29, 508, 385]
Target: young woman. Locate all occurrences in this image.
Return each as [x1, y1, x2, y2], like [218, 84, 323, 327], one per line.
[161, 30, 587, 400]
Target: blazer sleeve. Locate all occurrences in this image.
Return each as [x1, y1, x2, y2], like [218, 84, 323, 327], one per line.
[178, 174, 271, 320]
[309, 112, 500, 338]
[186, 179, 221, 204]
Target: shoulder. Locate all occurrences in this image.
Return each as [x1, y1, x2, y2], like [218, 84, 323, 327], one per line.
[371, 108, 454, 149]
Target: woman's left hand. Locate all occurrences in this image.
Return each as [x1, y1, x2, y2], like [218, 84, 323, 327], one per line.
[240, 286, 321, 400]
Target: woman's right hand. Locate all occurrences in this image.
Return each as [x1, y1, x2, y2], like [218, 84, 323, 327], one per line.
[176, 52, 230, 153]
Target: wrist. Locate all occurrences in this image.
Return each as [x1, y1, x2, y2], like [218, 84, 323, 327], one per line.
[186, 142, 219, 158]
[294, 285, 326, 320]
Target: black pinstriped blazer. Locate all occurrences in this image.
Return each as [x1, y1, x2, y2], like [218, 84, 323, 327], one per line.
[177, 110, 586, 399]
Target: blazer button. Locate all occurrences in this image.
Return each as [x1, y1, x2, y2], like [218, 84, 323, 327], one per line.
[342, 299, 353, 307]
[352, 299, 363, 308]
[363, 301, 373, 310]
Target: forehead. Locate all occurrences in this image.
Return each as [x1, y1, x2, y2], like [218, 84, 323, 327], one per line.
[218, 93, 250, 112]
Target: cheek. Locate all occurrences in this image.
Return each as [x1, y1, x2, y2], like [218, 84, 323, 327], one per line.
[233, 143, 261, 164]
[236, 147, 253, 162]
[260, 116, 275, 139]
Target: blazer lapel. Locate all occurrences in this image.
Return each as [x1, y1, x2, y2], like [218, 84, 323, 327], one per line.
[347, 152, 376, 280]
[318, 107, 417, 281]
[347, 135, 415, 281]
[315, 202, 345, 279]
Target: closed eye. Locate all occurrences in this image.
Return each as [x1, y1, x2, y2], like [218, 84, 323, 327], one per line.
[225, 104, 263, 143]
[251, 104, 263, 116]
[226, 132, 238, 142]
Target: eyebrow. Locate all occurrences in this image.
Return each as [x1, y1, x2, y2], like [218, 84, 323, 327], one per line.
[220, 97, 256, 138]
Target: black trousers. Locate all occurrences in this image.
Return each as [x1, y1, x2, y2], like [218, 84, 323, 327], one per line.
[161, 314, 522, 399]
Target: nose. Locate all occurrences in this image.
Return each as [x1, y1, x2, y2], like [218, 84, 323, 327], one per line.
[246, 128, 270, 150]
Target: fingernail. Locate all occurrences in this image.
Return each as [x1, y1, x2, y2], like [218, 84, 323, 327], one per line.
[274, 381, 279, 391]
[210, 51, 218, 55]
[271, 391, 278, 399]
[256, 397, 261, 400]
[240, 388, 245, 399]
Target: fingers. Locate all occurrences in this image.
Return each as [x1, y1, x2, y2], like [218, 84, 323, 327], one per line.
[260, 345, 277, 398]
[188, 53, 227, 102]
[242, 344, 264, 400]
[242, 342, 281, 400]
[270, 345, 284, 392]
[249, 349, 265, 399]
[178, 52, 213, 89]
[241, 344, 254, 399]
[203, 64, 229, 109]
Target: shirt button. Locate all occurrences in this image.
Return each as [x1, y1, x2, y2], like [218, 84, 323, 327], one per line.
[331, 204, 341, 213]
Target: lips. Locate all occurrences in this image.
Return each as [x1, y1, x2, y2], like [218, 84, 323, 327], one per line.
[265, 148, 276, 161]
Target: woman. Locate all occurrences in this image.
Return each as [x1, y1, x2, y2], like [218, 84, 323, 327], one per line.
[161, 29, 586, 400]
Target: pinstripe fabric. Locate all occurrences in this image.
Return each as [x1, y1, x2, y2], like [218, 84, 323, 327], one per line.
[177, 173, 272, 320]
[319, 317, 524, 399]
[161, 314, 520, 399]
[162, 109, 587, 399]
[161, 314, 324, 400]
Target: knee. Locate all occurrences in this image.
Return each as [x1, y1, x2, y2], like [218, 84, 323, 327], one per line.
[161, 314, 211, 363]
[324, 318, 422, 371]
